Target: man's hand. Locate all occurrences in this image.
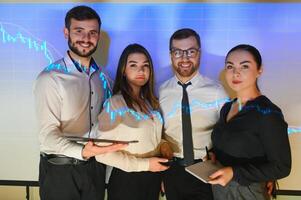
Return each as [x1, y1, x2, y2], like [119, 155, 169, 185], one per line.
[208, 167, 233, 186]
[160, 142, 173, 159]
[82, 141, 127, 159]
[149, 157, 169, 172]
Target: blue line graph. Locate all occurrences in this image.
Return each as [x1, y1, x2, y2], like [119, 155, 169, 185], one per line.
[0, 22, 55, 64]
[103, 100, 163, 124]
[0, 21, 300, 136]
[288, 127, 301, 135]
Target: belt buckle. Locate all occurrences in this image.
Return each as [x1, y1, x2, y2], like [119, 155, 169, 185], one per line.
[73, 158, 79, 165]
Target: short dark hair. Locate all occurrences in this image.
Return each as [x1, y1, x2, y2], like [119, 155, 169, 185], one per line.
[169, 28, 201, 50]
[65, 5, 101, 30]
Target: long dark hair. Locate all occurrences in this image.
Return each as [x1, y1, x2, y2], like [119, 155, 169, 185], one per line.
[113, 43, 159, 114]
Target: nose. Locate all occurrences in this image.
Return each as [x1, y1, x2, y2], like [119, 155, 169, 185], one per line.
[137, 66, 145, 72]
[233, 67, 241, 75]
[81, 32, 91, 42]
[181, 53, 190, 62]
[182, 50, 190, 59]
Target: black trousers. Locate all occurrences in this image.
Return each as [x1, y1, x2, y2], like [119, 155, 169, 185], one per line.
[108, 168, 161, 200]
[39, 156, 106, 200]
[163, 162, 213, 200]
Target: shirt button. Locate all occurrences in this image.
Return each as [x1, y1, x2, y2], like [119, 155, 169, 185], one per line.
[91, 106, 93, 110]
[92, 123, 94, 126]
[91, 91, 94, 95]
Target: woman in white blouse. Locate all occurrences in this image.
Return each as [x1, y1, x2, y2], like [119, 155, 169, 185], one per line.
[95, 44, 171, 200]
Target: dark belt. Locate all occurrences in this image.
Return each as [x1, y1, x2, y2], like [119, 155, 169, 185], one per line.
[173, 157, 202, 167]
[40, 153, 88, 165]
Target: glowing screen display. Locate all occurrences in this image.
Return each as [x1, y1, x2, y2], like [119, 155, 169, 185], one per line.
[0, 3, 300, 190]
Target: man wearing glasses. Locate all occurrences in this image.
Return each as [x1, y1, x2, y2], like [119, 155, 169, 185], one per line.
[159, 28, 228, 200]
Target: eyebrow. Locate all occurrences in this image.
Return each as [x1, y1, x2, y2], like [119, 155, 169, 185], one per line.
[128, 60, 149, 64]
[73, 27, 84, 30]
[72, 27, 99, 32]
[172, 47, 198, 50]
[240, 61, 251, 64]
[226, 60, 251, 65]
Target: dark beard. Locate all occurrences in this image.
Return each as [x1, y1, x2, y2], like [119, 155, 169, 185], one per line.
[176, 61, 197, 77]
[68, 37, 97, 58]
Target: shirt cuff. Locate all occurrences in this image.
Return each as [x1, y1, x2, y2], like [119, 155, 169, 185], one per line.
[65, 143, 85, 160]
[138, 158, 150, 171]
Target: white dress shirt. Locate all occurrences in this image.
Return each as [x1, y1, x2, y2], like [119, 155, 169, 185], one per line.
[159, 72, 228, 159]
[34, 52, 111, 160]
[95, 94, 163, 172]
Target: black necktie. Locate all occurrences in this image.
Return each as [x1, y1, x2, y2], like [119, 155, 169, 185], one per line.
[178, 81, 194, 166]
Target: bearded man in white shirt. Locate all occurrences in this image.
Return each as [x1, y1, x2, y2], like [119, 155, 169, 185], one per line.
[34, 5, 125, 200]
[159, 28, 228, 200]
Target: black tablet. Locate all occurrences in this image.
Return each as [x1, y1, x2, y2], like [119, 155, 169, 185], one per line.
[64, 136, 139, 144]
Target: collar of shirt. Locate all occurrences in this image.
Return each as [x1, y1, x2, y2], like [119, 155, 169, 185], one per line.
[64, 51, 99, 75]
[173, 72, 206, 89]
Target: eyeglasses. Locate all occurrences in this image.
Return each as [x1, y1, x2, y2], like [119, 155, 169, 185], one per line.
[170, 48, 200, 58]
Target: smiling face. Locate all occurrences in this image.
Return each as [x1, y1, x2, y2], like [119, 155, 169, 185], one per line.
[225, 50, 262, 94]
[123, 53, 150, 92]
[64, 18, 100, 58]
[170, 36, 200, 82]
